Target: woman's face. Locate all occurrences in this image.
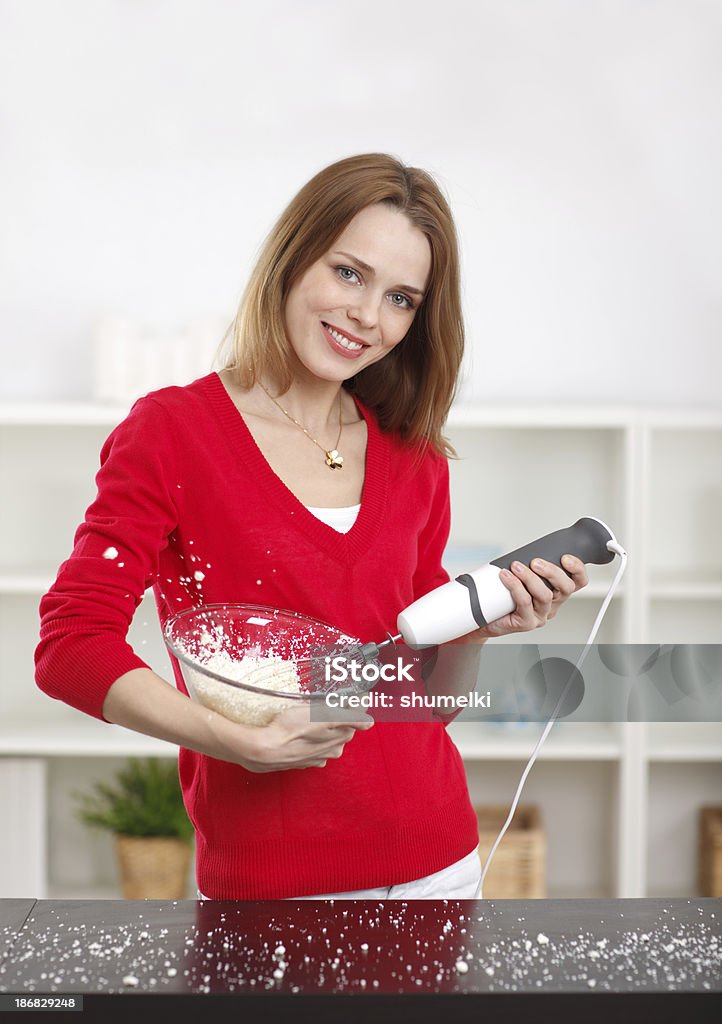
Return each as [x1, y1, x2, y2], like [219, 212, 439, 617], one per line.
[283, 203, 432, 383]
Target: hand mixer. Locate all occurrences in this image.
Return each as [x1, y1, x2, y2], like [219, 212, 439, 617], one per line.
[241, 516, 626, 694]
[314, 516, 624, 684]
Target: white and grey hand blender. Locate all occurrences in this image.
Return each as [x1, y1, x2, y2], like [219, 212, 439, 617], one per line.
[345, 516, 628, 898]
[397, 515, 624, 645]
[348, 516, 626, 655]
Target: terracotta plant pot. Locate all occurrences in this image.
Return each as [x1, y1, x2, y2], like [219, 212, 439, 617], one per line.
[115, 835, 193, 899]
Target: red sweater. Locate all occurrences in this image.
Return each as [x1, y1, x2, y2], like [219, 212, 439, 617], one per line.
[35, 372, 479, 898]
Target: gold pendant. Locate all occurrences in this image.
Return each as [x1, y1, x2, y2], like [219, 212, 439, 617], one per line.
[325, 449, 344, 470]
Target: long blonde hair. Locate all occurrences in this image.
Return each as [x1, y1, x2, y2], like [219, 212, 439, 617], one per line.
[222, 153, 465, 458]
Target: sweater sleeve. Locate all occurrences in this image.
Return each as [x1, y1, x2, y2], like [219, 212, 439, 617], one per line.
[411, 451, 451, 601]
[34, 396, 179, 722]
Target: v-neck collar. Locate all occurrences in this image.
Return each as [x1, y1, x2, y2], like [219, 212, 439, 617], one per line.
[200, 371, 389, 565]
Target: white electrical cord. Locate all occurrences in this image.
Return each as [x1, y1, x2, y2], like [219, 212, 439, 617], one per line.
[478, 540, 628, 897]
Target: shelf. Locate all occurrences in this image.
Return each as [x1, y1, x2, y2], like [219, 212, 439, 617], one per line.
[448, 406, 631, 428]
[448, 406, 722, 429]
[0, 714, 178, 757]
[648, 573, 722, 600]
[645, 886, 705, 899]
[645, 723, 722, 761]
[0, 717, 624, 761]
[447, 721, 621, 760]
[0, 403, 131, 426]
[647, 601, 722, 644]
[46, 876, 195, 901]
[2, 401, 721, 430]
[546, 886, 612, 899]
[45, 884, 125, 900]
[651, 585, 722, 599]
[0, 573, 54, 594]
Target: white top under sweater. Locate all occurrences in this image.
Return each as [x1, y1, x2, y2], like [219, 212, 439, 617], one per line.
[305, 504, 361, 534]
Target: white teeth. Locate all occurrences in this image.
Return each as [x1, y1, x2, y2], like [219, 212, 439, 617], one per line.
[325, 324, 364, 350]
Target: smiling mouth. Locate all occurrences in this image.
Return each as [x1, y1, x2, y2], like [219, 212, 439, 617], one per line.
[322, 322, 369, 351]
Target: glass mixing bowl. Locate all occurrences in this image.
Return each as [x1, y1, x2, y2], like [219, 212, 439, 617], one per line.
[163, 603, 361, 727]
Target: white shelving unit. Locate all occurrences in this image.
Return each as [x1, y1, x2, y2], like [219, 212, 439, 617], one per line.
[1, 401, 720, 899]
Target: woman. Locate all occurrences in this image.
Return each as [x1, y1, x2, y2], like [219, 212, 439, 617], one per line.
[35, 153, 587, 899]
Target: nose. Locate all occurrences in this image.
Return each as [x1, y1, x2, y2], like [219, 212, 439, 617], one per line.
[347, 291, 380, 330]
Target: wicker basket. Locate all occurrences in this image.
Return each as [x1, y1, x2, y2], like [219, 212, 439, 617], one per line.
[475, 804, 546, 898]
[698, 806, 722, 896]
[115, 835, 193, 899]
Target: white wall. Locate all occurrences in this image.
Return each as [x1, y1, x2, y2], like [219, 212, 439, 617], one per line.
[1, 0, 720, 406]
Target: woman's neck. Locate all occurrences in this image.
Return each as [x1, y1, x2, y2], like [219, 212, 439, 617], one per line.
[219, 368, 360, 435]
[260, 377, 346, 434]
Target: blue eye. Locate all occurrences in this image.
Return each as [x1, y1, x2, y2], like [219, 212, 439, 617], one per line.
[336, 266, 360, 283]
[390, 292, 414, 310]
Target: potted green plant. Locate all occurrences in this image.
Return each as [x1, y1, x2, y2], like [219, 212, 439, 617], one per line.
[73, 757, 194, 899]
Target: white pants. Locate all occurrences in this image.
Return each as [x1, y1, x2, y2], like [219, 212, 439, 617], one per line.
[197, 846, 482, 900]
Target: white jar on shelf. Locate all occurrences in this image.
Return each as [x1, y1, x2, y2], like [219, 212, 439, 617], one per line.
[92, 317, 139, 405]
[92, 316, 227, 403]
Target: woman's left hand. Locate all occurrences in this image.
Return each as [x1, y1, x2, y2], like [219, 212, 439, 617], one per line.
[469, 554, 589, 641]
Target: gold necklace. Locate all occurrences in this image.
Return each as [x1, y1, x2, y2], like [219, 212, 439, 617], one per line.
[260, 383, 344, 470]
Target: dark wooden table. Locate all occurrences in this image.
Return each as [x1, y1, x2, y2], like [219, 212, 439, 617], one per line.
[0, 898, 720, 1022]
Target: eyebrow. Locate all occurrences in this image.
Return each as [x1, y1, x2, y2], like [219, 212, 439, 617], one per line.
[332, 251, 426, 296]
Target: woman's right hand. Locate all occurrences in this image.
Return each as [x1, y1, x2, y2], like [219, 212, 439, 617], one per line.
[235, 705, 374, 773]
[101, 667, 373, 773]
